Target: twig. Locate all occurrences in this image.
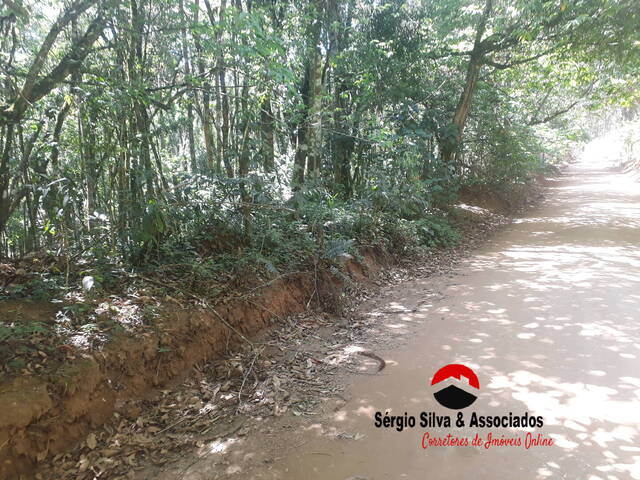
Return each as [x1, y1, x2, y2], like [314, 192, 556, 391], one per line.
[244, 298, 282, 322]
[156, 416, 188, 435]
[232, 271, 305, 298]
[157, 411, 220, 436]
[236, 349, 261, 415]
[206, 305, 254, 348]
[306, 257, 319, 309]
[132, 274, 254, 348]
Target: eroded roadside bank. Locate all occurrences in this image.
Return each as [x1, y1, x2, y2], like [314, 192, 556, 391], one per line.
[1, 180, 545, 480]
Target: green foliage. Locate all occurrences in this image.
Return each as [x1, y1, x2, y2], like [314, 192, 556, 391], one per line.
[415, 215, 460, 247]
[0, 320, 58, 376]
[467, 124, 547, 185]
[0, 321, 50, 345]
[1, 0, 638, 298]
[323, 238, 354, 261]
[1, 276, 61, 301]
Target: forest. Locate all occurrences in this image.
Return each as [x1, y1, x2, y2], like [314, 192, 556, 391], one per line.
[0, 0, 637, 271]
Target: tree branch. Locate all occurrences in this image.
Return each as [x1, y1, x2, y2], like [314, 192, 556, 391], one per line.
[483, 47, 557, 70]
[0, 0, 116, 125]
[527, 82, 595, 126]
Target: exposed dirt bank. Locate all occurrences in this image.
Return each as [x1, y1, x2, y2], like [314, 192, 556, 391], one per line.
[1, 269, 338, 478]
[457, 178, 547, 215]
[1, 181, 543, 479]
[156, 156, 640, 480]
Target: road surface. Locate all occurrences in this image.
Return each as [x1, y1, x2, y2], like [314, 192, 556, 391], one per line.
[174, 142, 640, 480]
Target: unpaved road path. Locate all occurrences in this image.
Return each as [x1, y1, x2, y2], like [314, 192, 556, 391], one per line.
[158, 152, 640, 479]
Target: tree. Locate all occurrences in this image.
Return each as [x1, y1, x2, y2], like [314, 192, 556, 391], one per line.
[0, 0, 637, 259]
[0, 0, 118, 237]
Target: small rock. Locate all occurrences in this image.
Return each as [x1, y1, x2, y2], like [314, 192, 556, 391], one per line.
[86, 433, 97, 450]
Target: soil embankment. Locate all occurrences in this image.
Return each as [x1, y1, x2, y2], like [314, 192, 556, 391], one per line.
[1, 183, 535, 479]
[189, 155, 640, 479]
[0, 268, 340, 478]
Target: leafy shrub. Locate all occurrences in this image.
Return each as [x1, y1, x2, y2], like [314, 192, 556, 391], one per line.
[415, 215, 460, 247]
[465, 124, 546, 185]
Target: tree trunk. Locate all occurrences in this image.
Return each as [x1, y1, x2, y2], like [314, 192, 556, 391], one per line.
[260, 95, 275, 172]
[180, 0, 197, 172]
[332, 79, 355, 197]
[193, 1, 217, 173]
[292, 0, 323, 188]
[440, 0, 493, 167]
[204, 0, 234, 177]
[305, 53, 323, 180]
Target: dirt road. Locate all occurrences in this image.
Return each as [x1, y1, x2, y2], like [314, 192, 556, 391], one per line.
[159, 148, 640, 479]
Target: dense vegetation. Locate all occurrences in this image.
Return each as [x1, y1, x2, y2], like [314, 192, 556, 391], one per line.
[0, 0, 638, 287]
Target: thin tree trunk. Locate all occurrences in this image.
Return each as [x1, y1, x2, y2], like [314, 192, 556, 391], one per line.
[292, 0, 323, 188]
[260, 95, 275, 172]
[193, 0, 216, 171]
[305, 53, 323, 180]
[180, 0, 197, 172]
[440, 0, 493, 166]
[204, 0, 233, 177]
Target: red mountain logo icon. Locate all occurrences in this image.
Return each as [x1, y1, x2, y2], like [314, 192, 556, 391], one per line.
[431, 364, 479, 410]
